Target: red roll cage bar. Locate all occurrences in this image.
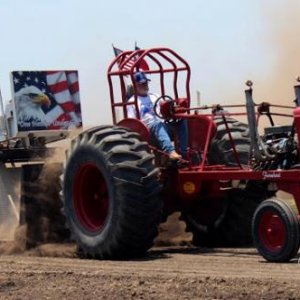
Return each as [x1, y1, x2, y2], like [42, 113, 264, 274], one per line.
[107, 48, 191, 124]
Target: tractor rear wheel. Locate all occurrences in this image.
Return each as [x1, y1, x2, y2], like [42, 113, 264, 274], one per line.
[208, 117, 250, 166]
[62, 126, 162, 259]
[183, 183, 273, 247]
[183, 117, 274, 247]
[252, 198, 300, 262]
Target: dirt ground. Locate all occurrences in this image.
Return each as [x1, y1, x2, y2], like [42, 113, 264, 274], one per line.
[0, 245, 300, 300]
[1, 213, 300, 299]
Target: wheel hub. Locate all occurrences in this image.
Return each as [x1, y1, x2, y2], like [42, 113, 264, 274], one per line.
[258, 211, 286, 252]
[73, 163, 109, 232]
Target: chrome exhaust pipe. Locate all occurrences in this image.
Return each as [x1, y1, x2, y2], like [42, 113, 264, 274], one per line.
[245, 81, 274, 161]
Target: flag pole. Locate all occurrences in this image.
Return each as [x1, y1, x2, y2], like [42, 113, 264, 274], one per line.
[196, 90, 201, 106]
[0, 87, 8, 140]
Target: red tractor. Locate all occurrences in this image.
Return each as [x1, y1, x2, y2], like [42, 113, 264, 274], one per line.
[62, 48, 300, 262]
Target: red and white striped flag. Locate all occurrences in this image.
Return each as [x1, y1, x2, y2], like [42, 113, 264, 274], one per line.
[46, 71, 82, 129]
[112, 45, 149, 71]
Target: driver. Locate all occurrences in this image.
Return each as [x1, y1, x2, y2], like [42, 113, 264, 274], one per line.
[127, 71, 187, 160]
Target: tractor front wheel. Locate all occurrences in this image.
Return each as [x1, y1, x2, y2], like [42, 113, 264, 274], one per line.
[252, 198, 300, 262]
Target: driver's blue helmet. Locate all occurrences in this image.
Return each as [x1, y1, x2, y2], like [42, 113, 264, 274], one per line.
[133, 71, 150, 84]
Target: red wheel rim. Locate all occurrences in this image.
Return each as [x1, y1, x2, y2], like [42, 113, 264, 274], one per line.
[73, 163, 109, 232]
[258, 210, 286, 253]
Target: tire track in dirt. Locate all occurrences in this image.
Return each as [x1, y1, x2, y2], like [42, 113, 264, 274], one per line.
[1, 247, 300, 299]
[1, 248, 300, 280]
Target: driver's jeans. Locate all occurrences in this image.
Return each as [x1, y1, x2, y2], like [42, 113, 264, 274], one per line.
[148, 119, 188, 157]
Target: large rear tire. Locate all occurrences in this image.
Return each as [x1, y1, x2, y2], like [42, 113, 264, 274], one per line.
[183, 117, 274, 247]
[184, 183, 273, 247]
[62, 126, 162, 259]
[208, 117, 250, 166]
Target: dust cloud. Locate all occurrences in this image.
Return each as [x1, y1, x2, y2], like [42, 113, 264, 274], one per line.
[260, 1, 300, 103]
[255, 1, 300, 127]
[155, 212, 192, 246]
[0, 129, 84, 256]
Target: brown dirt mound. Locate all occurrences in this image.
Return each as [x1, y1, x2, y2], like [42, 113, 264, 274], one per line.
[155, 212, 192, 246]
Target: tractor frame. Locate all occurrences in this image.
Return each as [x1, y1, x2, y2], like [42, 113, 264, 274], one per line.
[107, 47, 300, 262]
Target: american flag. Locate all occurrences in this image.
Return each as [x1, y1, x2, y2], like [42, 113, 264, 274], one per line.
[12, 70, 82, 130]
[112, 44, 149, 71]
[135, 43, 150, 71]
[113, 46, 123, 57]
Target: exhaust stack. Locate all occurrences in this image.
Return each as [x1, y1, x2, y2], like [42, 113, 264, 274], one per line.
[245, 81, 274, 161]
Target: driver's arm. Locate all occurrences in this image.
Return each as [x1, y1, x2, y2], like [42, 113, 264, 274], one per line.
[127, 95, 138, 118]
[150, 94, 160, 116]
[127, 104, 136, 118]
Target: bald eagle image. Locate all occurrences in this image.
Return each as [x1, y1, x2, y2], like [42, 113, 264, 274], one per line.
[15, 86, 51, 130]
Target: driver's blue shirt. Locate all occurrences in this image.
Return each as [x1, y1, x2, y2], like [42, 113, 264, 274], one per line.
[127, 93, 159, 127]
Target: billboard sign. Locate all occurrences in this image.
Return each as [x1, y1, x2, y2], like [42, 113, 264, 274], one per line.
[11, 70, 82, 133]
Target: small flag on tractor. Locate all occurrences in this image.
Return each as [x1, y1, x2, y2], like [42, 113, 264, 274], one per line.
[135, 43, 150, 71]
[112, 45, 123, 58]
[112, 44, 149, 71]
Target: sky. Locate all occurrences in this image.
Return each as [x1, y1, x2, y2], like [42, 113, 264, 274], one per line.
[0, 0, 300, 126]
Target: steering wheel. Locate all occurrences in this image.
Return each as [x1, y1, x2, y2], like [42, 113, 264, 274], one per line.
[153, 95, 176, 120]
